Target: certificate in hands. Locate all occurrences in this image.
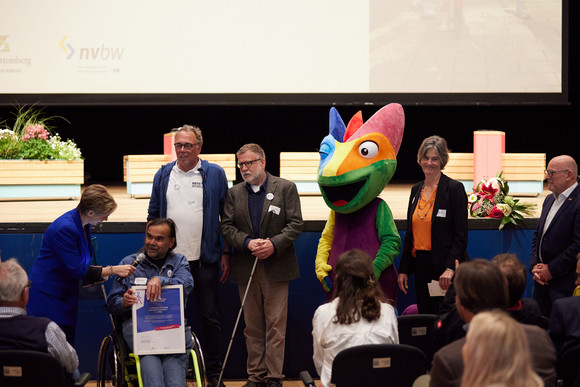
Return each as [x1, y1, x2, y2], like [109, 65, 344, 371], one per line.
[132, 285, 185, 355]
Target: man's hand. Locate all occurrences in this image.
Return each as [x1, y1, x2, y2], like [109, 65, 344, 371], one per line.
[531, 263, 552, 285]
[146, 277, 162, 301]
[220, 254, 231, 283]
[122, 288, 137, 308]
[250, 238, 275, 260]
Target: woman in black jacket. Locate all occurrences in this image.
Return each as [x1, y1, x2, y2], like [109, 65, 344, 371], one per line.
[397, 135, 469, 314]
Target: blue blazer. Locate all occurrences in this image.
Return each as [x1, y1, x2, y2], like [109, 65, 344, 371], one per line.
[530, 185, 580, 293]
[27, 209, 93, 327]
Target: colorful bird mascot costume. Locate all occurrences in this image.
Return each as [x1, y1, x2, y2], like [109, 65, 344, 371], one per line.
[315, 103, 404, 304]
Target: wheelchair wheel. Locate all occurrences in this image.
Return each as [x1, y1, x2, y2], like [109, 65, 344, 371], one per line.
[97, 333, 126, 387]
[186, 331, 206, 387]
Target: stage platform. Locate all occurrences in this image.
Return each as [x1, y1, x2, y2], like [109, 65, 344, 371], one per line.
[0, 183, 547, 225]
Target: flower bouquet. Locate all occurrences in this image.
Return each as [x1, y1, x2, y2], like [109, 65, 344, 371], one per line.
[468, 172, 537, 230]
[0, 105, 82, 160]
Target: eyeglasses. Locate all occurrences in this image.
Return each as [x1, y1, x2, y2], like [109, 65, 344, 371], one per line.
[237, 158, 262, 169]
[544, 169, 569, 177]
[174, 142, 199, 150]
[26, 280, 32, 288]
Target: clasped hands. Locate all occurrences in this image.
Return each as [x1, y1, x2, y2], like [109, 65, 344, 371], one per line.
[531, 263, 552, 285]
[248, 238, 274, 260]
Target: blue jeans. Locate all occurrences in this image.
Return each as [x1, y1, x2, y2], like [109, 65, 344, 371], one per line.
[532, 283, 571, 317]
[122, 320, 190, 387]
[187, 260, 222, 377]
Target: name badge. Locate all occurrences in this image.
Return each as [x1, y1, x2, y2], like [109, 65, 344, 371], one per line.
[134, 277, 147, 285]
[436, 209, 447, 217]
[268, 205, 281, 215]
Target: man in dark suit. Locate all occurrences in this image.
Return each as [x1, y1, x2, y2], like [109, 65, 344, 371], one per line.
[549, 254, 580, 358]
[430, 259, 557, 387]
[530, 155, 580, 317]
[221, 143, 304, 387]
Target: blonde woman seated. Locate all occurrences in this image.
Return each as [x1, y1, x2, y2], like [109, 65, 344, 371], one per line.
[461, 310, 543, 387]
[312, 249, 398, 387]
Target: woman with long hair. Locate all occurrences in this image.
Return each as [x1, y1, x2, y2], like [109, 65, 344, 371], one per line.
[461, 310, 543, 387]
[312, 249, 398, 387]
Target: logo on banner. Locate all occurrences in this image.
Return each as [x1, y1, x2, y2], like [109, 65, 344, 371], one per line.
[60, 35, 124, 61]
[0, 35, 9, 52]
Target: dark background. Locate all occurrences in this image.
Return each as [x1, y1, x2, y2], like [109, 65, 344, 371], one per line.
[1, 1, 577, 184]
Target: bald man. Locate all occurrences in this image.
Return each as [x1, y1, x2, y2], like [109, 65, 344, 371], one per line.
[530, 155, 580, 317]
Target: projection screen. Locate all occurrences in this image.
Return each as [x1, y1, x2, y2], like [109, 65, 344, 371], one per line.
[0, 0, 566, 105]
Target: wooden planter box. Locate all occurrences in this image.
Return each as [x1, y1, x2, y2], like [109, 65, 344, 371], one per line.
[0, 159, 84, 199]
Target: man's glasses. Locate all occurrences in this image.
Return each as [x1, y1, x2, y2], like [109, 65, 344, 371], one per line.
[237, 158, 262, 169]
[174, 142, 199, 150]
[544, 169, 569, 177]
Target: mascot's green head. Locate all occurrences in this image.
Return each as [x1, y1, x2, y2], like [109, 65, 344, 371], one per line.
[317, 104, 405, 214]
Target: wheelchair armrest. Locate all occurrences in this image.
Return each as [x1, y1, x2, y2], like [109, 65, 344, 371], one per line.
[74, 372, 91, 387]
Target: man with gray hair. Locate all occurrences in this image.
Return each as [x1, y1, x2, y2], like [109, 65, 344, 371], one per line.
[148, 125, 230, 387]
[0, 258, 79, 375]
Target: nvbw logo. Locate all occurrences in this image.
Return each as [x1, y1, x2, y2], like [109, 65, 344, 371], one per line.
[60, 36, 123, 60]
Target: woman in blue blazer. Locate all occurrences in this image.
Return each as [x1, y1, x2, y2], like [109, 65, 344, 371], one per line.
[27, 184, 136, 345]
[397, 136, 469, 314]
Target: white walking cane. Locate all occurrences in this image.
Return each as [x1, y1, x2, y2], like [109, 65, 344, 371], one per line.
[217, 255, 259, 387]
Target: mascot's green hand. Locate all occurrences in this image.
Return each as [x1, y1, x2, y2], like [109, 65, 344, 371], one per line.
[322, 276, 333, 293]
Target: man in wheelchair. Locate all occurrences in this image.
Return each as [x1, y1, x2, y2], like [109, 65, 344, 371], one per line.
[106, 218, 194, 387]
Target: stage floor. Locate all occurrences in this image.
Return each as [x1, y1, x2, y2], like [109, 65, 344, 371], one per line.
[0, 183, 548, 224]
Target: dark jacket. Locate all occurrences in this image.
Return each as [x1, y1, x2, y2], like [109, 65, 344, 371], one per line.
[530, 185, 580, 292]
[399, 173, 469, 279]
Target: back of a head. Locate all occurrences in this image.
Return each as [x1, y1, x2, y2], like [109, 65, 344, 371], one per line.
[462, 310, 542, 387]
[455, 259, 508, 315]
[492, 253, 527, 307]
[334, 249, 385, 324]
[0, 258, 28, 303]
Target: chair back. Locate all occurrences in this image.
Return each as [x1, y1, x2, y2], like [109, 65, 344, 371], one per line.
[0, 349, 66, 387]
[330, 344, 428, 387]
[557, 343, 580, 387]
[397, 314, 437, 367]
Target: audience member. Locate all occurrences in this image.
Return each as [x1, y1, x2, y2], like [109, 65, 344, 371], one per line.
[27, 184, 136, 345]
[549, 253, 580, 358]
[461, 310, 542, 387]
[398, 135, 469, 314]
[434, 253, 544, 351]
[492, 253, 544, 327]
[429, 259, 557, 387]
[221, 143, 304, 387]
[0, 258, 79, 378]
[106, 218, 194, 387]
[530, 155, 580, 317]
[147, 124, 230, 387]
[312, 249, 398, 387]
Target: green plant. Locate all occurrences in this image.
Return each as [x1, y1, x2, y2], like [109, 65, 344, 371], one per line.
[0, 105, 82, 160]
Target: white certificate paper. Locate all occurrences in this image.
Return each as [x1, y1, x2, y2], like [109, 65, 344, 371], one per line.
[132, 285, 185, 355]
[428, 280, 447, 297]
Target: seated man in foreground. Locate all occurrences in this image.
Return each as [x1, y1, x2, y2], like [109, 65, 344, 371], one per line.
[429, 259, 557, 387]
[106, 218, 194, 387]
[0, 258, 79, 378]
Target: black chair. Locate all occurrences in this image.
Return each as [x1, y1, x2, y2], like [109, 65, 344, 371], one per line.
[397, 314, 437, 367]
[0, 350, 90, 387]
[557, 343, 580, 387]
[330, 344, 429, 387]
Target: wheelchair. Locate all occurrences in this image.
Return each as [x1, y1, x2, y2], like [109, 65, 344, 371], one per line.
[96, 326, 206, 387]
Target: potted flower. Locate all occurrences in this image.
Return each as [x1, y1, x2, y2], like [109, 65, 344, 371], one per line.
[0, 105, 84, 199]
[468, 172, 537, 229]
